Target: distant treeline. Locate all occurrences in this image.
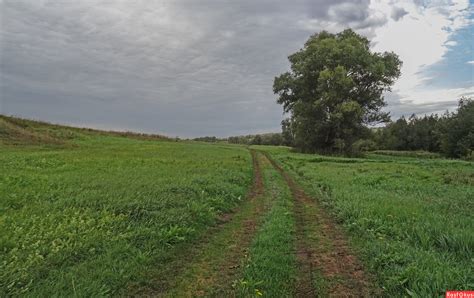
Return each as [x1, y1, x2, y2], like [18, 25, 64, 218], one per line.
[227, 133, 290, 146]
[193, 133, 288, 146]
[371, 98, 473, 159]
[193, 98, 473, 159]
[280, 97, 472, 159]
[192, 136, 219, 142]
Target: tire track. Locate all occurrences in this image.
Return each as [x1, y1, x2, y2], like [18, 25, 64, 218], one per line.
[264, 152, 374, 297]
[158, 150, 270, 296]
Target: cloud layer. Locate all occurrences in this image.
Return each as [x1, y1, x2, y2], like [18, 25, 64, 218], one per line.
[1, 0, 472, 137]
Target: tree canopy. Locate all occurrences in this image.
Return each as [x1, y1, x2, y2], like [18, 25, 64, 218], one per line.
[369, 97, 473, 159]
[274, 29, 402, 154]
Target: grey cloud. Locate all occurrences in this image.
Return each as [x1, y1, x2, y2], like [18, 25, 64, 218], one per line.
[298, 0, 387, 38]
[383, 92, 458, 119]
[1, 0, 400, 137]
[391, 7, 408, 21]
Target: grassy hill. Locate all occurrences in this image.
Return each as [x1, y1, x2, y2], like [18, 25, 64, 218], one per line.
[0, 115, 169, 147]
[0, 116, 252, 296]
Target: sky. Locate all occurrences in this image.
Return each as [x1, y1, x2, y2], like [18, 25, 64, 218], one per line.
[1, 0, 473, 138]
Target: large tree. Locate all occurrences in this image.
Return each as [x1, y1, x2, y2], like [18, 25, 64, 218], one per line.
[274, 29, 402, 154]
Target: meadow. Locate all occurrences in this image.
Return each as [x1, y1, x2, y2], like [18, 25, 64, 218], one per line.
[1, 116, 473, 297]
[0, 116, 252, 296]
[259, 146, 474, 296]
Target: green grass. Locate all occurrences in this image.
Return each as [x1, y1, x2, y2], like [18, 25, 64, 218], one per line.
[157, 152, 270, 297]
[162, 186, 268, 297]
[236, 156, 297, 297]
[370, 150, 441, 159]
[3, 115, 473, 296]
[0, 117, 252, 296]
[258, 146, 474, 297]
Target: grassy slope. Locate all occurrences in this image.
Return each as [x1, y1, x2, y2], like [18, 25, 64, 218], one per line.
[0, 115, 168, 147]
[0, 116, 252, 296]
[259, 146, 474, 296]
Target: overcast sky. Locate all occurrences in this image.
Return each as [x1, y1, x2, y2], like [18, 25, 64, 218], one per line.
[1, 0, 473, 137]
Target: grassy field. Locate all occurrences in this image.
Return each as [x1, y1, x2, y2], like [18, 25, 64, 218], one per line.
[259, 146, 474, 296]
[1, 115, 472, 297]
[0, 117, 252, 296]
[165, 152, 299, 297]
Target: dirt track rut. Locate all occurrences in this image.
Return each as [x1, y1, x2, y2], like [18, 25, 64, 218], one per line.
[159, 150, 269, 296]
[264, 152, 374, 297]
[149, 150, 374, 297]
